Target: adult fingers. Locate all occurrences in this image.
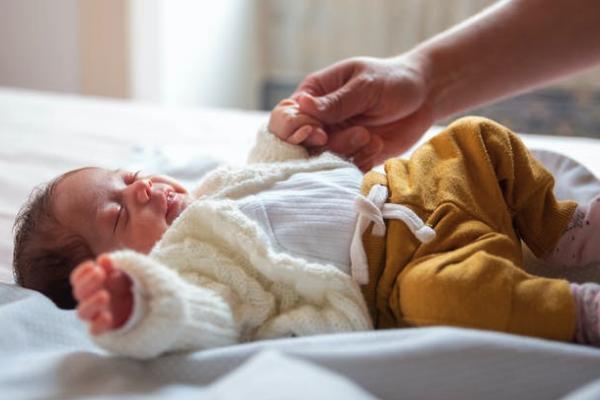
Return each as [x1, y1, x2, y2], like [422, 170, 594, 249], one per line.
[323, 126, 371, 158]
[296, 76, 375, 125]
[369, 107, 433, 159]
[353, 135, 385, 172]
[292, 58, 357, 99]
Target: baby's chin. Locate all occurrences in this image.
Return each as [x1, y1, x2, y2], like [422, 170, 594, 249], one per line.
[166, 192, 190, 225]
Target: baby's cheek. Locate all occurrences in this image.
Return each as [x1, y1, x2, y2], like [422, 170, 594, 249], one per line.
[126, 222, 167, 254]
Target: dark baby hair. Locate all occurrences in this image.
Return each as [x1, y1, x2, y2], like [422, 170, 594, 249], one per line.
[12, 170, 93, 309]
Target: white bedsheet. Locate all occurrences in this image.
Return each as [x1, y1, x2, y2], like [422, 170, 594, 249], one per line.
[3, 283, 600, 400]
[2, 88, 600, 399]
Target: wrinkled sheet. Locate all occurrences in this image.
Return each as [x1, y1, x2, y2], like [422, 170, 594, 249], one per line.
[3, 88, 600, 399]
[3, 284, 600, 400]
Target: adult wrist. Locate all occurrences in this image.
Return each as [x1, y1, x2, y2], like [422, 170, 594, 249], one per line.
[404, 42, 461, 123]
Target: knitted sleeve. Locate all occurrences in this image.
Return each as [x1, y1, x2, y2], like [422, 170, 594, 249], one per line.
[247, 125, 309, 163]
[92, 250, 238, 359]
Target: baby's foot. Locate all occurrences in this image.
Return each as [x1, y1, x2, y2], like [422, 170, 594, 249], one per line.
[571, 282, 600, 345]
[544, 195, 600, 267]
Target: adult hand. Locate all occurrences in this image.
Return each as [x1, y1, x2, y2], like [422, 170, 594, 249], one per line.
[293, 0, 600, 172]
[293, 55, 434, 170]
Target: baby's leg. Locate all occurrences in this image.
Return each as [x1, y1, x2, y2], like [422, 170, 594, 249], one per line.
[399, 231, 600, 345]
[397, 229, 576, 341]
[423, 117, 577, 260]
[543, 195, 600, 267]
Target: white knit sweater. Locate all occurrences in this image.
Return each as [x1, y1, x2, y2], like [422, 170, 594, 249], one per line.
[93, 126, 373, 359]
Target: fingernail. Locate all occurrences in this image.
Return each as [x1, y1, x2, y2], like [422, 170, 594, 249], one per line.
[297, 93, 312, 106]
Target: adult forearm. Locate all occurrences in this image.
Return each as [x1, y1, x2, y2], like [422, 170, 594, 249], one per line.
[408, 0, 600, 121]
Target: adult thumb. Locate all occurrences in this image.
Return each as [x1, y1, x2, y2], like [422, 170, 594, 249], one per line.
[297, 78, 369, 124]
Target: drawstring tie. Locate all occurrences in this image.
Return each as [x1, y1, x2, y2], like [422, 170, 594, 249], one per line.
[350, 184, 436, 285]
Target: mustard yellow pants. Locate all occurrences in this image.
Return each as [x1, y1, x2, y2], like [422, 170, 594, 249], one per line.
[361, 117, 577, 341]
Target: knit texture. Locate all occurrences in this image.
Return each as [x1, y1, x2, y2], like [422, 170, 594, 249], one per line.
[93, 127, 372, 359]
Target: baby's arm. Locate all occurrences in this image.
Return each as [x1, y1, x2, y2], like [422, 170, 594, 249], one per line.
[70, 251, 238, 359]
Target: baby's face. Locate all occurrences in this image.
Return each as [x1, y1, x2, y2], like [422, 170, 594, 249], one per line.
[53, 167, 190, 255]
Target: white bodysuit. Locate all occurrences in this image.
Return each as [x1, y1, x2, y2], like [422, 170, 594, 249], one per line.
[237, 167, 363, 274]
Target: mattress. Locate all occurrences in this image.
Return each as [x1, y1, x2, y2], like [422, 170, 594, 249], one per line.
[2, 87, 600, 399]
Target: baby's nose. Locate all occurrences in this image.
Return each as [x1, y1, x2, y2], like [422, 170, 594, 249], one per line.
[135, 179, 152, 203]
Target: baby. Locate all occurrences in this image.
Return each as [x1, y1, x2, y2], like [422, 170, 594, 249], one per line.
[12, 99, 600, 358]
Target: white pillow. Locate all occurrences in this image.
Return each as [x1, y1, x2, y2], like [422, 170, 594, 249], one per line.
[531, 149, 600, 205]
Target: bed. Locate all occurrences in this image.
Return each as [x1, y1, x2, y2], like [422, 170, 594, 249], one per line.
[2, 87, 600, 399]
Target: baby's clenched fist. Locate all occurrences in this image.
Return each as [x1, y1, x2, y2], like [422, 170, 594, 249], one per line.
[70, 255, 133, 335]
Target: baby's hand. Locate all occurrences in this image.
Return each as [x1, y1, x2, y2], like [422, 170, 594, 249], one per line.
[70, 255, 133, 335]
[268, 99, 328, 146]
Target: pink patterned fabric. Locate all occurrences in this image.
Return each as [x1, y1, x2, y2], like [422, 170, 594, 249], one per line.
[544, 195, 600, 267]
[570, 283, 600, 345]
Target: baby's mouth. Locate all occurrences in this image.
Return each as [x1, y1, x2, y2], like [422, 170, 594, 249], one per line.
[165, 191, 178, 224]
[165, 190, 189, 225]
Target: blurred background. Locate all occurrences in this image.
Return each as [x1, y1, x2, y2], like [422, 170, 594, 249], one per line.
[1, 0, 600, 137]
